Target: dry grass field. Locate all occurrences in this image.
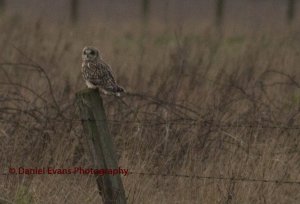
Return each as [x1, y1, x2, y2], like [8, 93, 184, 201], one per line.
[0, 8, 300, 204]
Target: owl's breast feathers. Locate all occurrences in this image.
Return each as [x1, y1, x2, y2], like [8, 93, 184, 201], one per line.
[82, 60, 125, 93]
[82, 62, 99, 82]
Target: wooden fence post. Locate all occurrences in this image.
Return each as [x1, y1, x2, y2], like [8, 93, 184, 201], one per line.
[0, 0, 5, 16]
[76, 89, 127, 204]
[141, 0, 150, 24]
[70, 0, 79, 24]
[215, 0, 224, 27]
[287, 0, 296, 24]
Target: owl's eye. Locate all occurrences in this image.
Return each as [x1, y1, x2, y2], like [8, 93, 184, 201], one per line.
[90, 50, 95, 55]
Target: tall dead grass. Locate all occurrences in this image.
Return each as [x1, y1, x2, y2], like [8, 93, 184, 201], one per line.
[0, 15, 300, 203]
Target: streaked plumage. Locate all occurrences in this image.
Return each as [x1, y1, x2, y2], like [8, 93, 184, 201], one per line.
[81, 46, 125, 96]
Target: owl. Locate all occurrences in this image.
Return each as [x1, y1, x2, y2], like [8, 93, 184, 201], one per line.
[81, 46, 125, 96]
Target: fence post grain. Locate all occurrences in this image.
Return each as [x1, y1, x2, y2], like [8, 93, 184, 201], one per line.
[76, 89, 127, 204]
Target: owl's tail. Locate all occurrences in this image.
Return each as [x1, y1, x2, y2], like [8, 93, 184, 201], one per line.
[104, 84, 124, 97]
[112, 85, 125, 93]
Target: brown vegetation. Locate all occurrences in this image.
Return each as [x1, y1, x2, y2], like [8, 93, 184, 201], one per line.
[0, 15, 300, 203]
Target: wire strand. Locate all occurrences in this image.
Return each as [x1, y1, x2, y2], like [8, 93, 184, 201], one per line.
[129, 172, 300, 185]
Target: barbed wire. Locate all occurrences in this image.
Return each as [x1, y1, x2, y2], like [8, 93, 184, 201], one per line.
[129, 171, 300, 185]
[9, 117, 300, 130]
[2, 170, 299, 185]
[0, 116, 300, 130]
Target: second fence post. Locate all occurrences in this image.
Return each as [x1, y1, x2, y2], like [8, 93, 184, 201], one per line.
[76, 89, 127, 204]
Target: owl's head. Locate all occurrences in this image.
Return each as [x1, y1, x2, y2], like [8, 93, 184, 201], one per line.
[82, 46, 100, 61]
